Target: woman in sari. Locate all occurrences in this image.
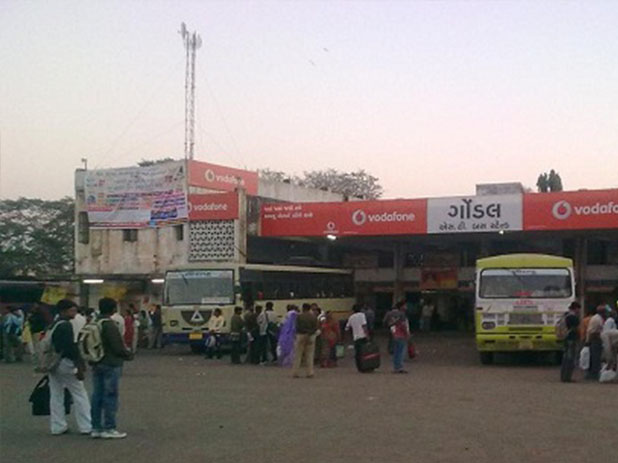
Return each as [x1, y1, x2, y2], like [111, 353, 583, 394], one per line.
[277, 305, 298, 368]
[320, 311, 341, 368]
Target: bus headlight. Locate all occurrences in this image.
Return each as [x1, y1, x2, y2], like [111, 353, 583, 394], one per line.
[481, 321, 496, 330]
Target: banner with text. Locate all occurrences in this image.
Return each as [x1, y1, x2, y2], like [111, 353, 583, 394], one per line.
[524, 189, 618, 231]
[188, 160, 259, 195]
[427, 194, 522, 234]
[188, 192, 239, 221]
[85, 161, 188, 228]
[261, 199, 426, 237]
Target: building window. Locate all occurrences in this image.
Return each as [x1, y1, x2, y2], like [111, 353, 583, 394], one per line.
[123, 229, 138, 242]
[175, 224, 184, 241]
[78, 212, 90, 244]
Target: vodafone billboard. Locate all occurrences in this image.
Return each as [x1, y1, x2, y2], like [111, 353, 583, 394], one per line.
[188, 192, 239, 221]
[261, 199, 426, 237]
[187, 160, 259, 195]
[524, 189, 618, 231]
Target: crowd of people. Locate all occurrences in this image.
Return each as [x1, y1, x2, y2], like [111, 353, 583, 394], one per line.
[0, 302, 168, 365]
[560, 301, 618, 383]
[206, 300, 413, 377]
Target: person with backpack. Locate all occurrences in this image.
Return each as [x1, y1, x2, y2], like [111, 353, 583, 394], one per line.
[559, 301, 581, 383]
[48, 299, 92, 436]
[90, 297, 133, 439]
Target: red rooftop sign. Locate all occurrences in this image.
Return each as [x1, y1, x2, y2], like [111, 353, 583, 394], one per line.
[524, 189, 618, 231]
[187, 160, 258, 195]
[261, 199, 427, 237]
[188, 192, 239, 221]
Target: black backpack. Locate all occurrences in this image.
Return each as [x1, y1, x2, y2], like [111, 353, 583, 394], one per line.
[29, 376, 72, 416]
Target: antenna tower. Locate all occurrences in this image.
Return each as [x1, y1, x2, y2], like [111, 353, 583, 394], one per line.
[179, 23, 202, 160]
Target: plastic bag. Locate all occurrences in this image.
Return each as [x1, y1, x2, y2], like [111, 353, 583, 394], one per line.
[599, 365, 617, 383]
[579, 346, 590, 370]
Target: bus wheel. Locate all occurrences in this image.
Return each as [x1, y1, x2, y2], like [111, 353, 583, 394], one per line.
[190, 344, 204, 354]
[479, 352, 494, 365]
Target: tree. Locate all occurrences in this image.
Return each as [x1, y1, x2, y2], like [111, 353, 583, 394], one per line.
[137, 157, 176, 167]
[537, 170, 563, 192]
[259, 168, 384, 199]
[0, 197, 74, 278]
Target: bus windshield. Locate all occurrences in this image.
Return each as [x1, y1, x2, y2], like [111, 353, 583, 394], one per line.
[479, 268, 572, 299]
[165, 270, 235, 305]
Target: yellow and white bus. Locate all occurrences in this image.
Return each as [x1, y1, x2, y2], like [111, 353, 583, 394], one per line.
[475, 254, 575, 364]
[162, 263, 355, 352]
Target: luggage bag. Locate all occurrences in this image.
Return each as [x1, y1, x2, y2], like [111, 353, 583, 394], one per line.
[359, 341, 381, 372]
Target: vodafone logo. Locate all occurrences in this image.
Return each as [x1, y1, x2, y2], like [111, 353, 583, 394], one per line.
[204, 169, 216, 183]
[352, 210, 367, 226]
[351, 209, 415, 226]
[204, 168, 245, 186]
[193, 202, 228, 212]
[552, 200, 572, 220]
[552, 200, 618, 220]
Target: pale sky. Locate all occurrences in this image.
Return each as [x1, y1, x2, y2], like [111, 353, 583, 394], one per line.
[1, 0, 617, 201]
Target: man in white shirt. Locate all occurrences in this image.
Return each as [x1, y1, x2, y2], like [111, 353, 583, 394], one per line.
[206, 308, 225, 359]
[345, 305, 369, 372]
[70, 309, 87, 342]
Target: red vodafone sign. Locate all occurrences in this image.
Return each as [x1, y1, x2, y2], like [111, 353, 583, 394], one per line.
[524, 189, 618, 231]
[188, 192, 239, 221]
[261, 199, 427, 237]
[187, 160, 259, 195]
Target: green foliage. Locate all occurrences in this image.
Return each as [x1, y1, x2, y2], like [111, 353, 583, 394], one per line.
[137, 157, 176, 167]
[536, 169, 563, 193]
[0, 197, 74, 278]
[258, 168, 383, 199]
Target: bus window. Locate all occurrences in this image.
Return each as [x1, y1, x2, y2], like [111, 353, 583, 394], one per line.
[479, 269, 572, 299]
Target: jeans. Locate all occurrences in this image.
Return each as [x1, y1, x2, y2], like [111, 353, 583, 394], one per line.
[354, 338, 368, 372]
[393, 338, 406, 371]
[560, 338, 577, 382]
[91, 363, 122, 431]
[586, 335, 603, 380]
[49, 359, 92, 434]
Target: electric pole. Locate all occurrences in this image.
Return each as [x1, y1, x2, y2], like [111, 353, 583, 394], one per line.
[179, 23, 202, 160]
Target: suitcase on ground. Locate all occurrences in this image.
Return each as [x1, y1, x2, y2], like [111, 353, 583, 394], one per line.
[359, 342, 381, 372]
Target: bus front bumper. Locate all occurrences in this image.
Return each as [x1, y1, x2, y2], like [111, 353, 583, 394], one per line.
[476, 333, 562, 352]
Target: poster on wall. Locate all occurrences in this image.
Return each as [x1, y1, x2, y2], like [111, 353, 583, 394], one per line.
[84, 161, 188, 228]
[427, 194, 522, 234]
[420, 268, 458, 290]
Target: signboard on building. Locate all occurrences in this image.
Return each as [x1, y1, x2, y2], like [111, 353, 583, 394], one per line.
[261, 199, 427, 237]
[84, 161, 188, 228]
[188, 192, 239, 221]
[524, 189, 618, 231]
[420, 268, 458, 290]
[427, 194, 522, 234]
[187, 160, 259, 195]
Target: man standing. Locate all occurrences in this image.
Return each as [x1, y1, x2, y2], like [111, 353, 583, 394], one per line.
[149, 304, 162, 349]
[244, 306, 259, 364]
[292, 303, 318, 378]
[71, 308, 87, 342]
[49, 299, 92, 436]
[206, 308, 225, 359]
[560, 302, 581, 383]
[421, 299, 434, 332]
[3, 307, 24, 363]
[363, 305, 376, 339]
[256, 305, 269, 364]
[585, 305, 606, 380]
[28, 303, 50, 363]
[346, 305, 369, 372]
[265, 302, 278, 363]
[230, 307, 245, 365]
[390, 305, 410, 374]
[91, 298, 133, 439]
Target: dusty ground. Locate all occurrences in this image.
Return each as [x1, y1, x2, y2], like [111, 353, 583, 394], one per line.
[1, 333, 616, 463]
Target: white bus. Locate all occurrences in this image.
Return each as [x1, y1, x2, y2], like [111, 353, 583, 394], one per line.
[162, 263, 355, 352]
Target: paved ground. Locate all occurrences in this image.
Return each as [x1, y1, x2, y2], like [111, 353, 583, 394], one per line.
[1, 333, 617, 463]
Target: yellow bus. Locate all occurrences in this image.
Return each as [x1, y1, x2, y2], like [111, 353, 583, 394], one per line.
[475, 254, 575, 364]
[162, 263, 355, 352]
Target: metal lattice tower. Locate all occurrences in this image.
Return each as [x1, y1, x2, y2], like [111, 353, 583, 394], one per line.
[179, 23, 202, 160]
